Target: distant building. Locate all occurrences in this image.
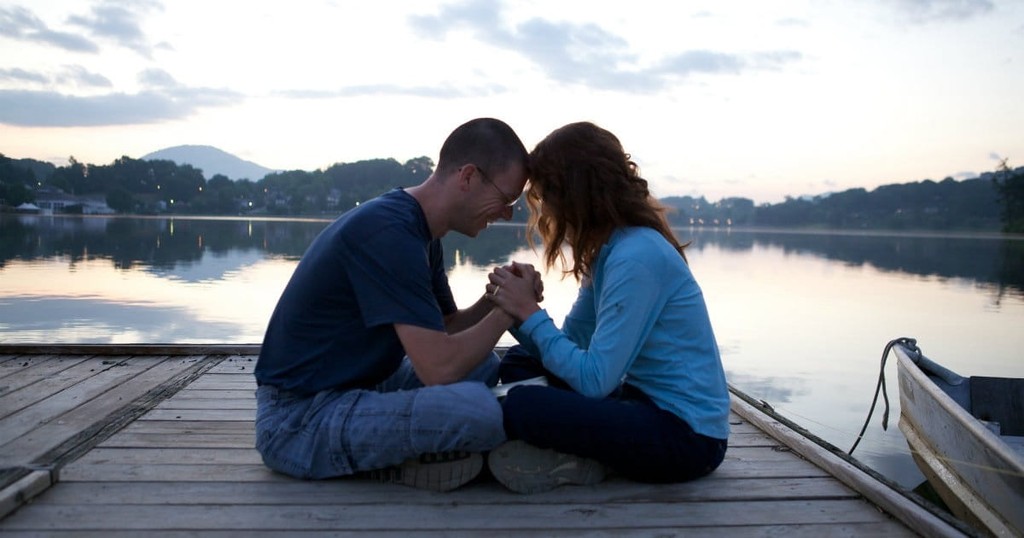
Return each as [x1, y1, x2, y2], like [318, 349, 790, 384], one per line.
[33, 188, 114, 215]
[15, 202, 40, 213]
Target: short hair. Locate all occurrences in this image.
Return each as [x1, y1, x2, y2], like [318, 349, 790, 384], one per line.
[437, 118, 529, 178]
[527, 121, 687, 280]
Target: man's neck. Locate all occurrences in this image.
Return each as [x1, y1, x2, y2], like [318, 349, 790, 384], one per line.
[406, 177, 449, 239]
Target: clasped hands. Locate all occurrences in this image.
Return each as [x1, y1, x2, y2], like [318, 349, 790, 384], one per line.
[486, 261, 544, 324]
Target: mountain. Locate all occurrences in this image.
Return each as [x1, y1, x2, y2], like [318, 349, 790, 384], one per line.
[140, 145, 276, 180]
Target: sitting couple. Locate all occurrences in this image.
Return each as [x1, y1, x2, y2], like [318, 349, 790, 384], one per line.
[253, 118, 730, 493]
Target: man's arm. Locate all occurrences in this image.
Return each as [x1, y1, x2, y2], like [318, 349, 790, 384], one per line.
[396, 308, 514, 386]
[443, 293, 495, 334]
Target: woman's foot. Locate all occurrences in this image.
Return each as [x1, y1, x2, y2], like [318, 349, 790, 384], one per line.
[488, 440, 606, 494]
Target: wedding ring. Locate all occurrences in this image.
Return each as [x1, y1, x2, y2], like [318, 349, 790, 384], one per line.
[493, 285, 501, 296]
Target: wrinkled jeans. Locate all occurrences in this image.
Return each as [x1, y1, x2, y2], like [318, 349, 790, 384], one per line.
[254, 353, 505, 479]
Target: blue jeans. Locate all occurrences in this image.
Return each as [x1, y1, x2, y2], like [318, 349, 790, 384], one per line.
[255, 353, 505, 479]
[499, 346, 727, 483]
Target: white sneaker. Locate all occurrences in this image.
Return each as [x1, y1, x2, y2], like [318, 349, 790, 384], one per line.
[488, 440, 606, 494]
[367, 451, 483, 492]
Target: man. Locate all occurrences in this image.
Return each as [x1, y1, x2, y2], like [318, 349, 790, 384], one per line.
[254, 118, 529, 492]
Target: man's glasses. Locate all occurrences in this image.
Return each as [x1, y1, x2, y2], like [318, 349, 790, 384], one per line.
[472, 165, 520, 208]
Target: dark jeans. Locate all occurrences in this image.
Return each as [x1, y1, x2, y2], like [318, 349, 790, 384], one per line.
[499, 345, 728, 483]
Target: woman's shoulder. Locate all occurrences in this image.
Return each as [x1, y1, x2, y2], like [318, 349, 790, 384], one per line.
[609, 227, 678, 258]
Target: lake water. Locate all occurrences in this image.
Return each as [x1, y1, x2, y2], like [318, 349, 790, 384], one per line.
[2, 214, 1023, 490]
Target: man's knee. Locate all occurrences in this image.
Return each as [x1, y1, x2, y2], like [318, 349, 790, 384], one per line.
[411, 382, 505, 451]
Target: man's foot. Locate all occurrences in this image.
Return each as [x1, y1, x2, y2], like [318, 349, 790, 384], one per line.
[488, 440, 606, 494]
[367, 451, 483, 492]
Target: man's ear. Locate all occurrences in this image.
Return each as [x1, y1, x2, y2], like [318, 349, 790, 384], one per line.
[457, 165, 474, 192]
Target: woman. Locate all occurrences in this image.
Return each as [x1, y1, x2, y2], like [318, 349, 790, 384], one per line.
[485, 122, 730, 494]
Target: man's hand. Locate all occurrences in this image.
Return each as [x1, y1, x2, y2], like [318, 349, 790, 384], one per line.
[486, 264, 543, 323]
[501, 262, 544, 302]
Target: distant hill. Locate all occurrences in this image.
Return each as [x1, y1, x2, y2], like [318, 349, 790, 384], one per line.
[140, 145, 276, 180]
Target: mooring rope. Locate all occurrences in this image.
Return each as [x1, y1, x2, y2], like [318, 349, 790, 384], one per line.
[848, 337, 919, 456]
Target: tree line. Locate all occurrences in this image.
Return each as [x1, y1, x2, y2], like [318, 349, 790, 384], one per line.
[1, 152, 1022, 232]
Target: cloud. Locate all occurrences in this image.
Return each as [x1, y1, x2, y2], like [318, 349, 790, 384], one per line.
[138, 67, 178, 88]
[408, 0, 802, 93]
[0, 65, 111, 88]
[66, 0, 163, 57]
[408, 0, 502, 36]
[0, 5, 99, 53]
[275, 83, 503, 100]
[58, 65, 113, 88]
[0, 85, 240, 127]
[888, 0, 995, 23]
[0, 67, 48, 84]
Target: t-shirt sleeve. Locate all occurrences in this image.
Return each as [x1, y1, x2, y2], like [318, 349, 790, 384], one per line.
[429, 239, 457, 317]
[343, 223, 448, 331]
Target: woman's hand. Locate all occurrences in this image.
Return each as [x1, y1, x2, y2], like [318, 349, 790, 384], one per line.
[487, 263, 543, 323]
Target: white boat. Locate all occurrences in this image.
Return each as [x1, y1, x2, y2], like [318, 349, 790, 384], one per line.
[894, 339, 1024, 537]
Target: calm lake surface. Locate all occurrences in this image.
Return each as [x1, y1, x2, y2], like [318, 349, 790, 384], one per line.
[2, 214, 1023, 489]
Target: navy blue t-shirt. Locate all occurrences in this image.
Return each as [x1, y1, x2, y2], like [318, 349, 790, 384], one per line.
[254, 189, 457, 395]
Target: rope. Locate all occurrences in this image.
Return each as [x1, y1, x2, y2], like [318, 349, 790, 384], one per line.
[848, 337, 919, 456]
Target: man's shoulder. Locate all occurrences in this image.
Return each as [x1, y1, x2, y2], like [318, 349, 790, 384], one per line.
[330, 190, 417, 237]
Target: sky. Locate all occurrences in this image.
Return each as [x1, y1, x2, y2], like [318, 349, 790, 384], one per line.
[1, 0, 1022, 204]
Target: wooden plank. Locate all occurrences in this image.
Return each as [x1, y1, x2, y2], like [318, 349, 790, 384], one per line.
[153, 399, 255, 410]
[0, 358, 159, 459]
[0, 356, 107, 419]
[728, 432, 785, 448]
[112, 420, 254, 434]
[58, 458, 830, 483]
[0, 356, 91, 398]
[70, 445, 804, 468]
[0, 499, 898, 531]
[140, 409, 255, 421]
[58, 463, 284, 482]
[0, 470, 53, 520]
[0, 524, 921, 537]
[171, 389, 255, 400]
[99, 432, 254, 449]
[76, 448, 263, 465]
[0, 344, 260, 356]
[206, 357, 256, 375]
[183, 379, 256, 391]
[0, 357, 208, 468]
[35, 476, 860, 505]
[0, 355, 56, 383]
[730, 386, 969, 538]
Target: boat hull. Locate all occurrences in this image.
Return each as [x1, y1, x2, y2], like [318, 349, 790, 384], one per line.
[895, 344, 1024, 537]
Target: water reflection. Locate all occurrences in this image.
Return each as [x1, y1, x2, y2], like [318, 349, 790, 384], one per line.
[3, 296, 243, 343]
[3, 216, 1020, 298]
[684, 228, 1024, 300]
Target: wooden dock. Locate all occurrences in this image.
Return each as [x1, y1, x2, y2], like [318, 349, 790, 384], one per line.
[0, 345, 970, 536]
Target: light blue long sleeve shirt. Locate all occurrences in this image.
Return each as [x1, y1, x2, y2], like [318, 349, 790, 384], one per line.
[512, 226, 731, 440]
